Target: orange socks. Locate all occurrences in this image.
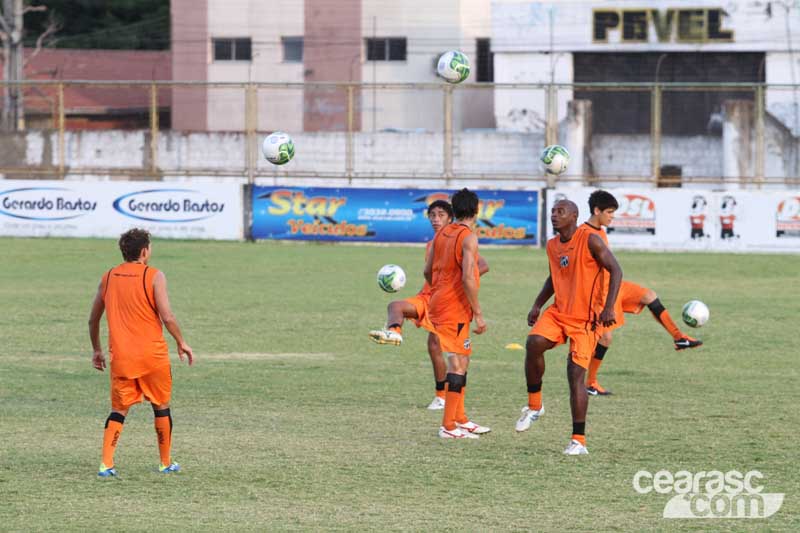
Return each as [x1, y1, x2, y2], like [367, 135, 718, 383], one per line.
[455, 387, 469, 424]
[658, 310, 683, 340]
[101, 412, 125, 467]
[153, 409, 172, 466]
[442, 389, 461, 430]
[388, 324, 402, 334]
[571, 434, 586, 446]
[442, 373, 466, 430]
[587, 358, 602, 385]
[435, 381, 447, 400]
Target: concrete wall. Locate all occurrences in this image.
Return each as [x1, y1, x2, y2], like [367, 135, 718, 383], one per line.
[171, 0, 208, 130]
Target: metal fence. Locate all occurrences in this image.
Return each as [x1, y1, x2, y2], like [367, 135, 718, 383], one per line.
[0, 80, 798, 187]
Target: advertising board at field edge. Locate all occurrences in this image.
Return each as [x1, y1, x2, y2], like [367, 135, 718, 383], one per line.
[0, 180, 243, 240]
[546, 187, 800, 253]
[251, 186, 539, 245]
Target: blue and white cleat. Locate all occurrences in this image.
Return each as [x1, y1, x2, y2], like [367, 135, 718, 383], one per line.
[98, 463, 117, 477]
[159, 462, 181, 474]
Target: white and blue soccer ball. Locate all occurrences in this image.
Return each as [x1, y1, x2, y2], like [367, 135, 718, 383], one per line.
[377, 264, 406, 293]
[682, 300, 710, 328]
[262, 132, 295, 165]
[540, 144, 570, 175]
[437, 51, 470, 84]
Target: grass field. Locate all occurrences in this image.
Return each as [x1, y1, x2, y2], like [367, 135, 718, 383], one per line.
[1, 237, 798, 531]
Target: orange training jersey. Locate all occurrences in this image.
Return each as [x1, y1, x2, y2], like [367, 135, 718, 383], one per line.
[428, 223, 479, 324]
[547, 224, 607, 323]
[102, 262, 169, 378]
[417, 241, 433, 298]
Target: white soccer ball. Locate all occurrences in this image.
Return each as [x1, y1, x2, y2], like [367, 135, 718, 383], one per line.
[262, 132, 295, 165]
[437, 50, 470, 84]
[681, 300, 710, 328]
[540, 144, 570, 175]
[377, 264, 406, 293]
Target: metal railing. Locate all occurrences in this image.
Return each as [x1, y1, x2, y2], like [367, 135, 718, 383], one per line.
[0, 80, 797, 187]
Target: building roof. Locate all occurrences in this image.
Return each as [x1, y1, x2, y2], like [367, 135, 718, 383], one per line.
[6, 48, 172, 114]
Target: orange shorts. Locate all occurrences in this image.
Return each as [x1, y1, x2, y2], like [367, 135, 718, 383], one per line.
[110, 364, 172, 411]
[404, 294, 435, 333]
[431, 321, 472, 356]
[606, 281, 649, 331]
[529, 306, 600, 369]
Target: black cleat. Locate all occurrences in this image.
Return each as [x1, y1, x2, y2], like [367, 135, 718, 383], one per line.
[674, 337, 703, 351]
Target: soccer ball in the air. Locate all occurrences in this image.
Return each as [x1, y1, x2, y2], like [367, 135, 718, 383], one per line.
[681, 300, 710, 328]
[377, 264, 406, 293]
[262, 132, 295, 165]
[437, 51, 470, 84]
[541, 145, 570, 175]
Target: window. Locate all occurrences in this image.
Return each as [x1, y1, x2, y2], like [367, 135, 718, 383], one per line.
[476, 38, 493, 82]
[365, 37, 406, 61]
[282, 37, 303, 62]
[212, 38, 252, 61]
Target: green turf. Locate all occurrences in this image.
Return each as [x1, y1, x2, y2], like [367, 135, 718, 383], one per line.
[1, 237, 797, 531]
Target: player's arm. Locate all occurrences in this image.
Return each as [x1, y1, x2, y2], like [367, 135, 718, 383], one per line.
[461, 234, 486, 334]
[88, 279, 106, 371]
[528, 275, 554, 326]
[477, 254, 489, 276]
[423, 240, 435, 285]
[588, 233, 623, 327]
[153, 271, 194, 366]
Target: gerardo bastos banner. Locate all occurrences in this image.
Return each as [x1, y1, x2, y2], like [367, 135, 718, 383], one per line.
[251, 186, 539, 245]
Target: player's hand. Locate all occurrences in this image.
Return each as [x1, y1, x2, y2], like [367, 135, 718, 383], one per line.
[473, 313, 487, 335]
[599, 308, 617, 327]
[527, 305, 541, 326]
[92, 350, 106, 371]
[178, 342, 194, 366]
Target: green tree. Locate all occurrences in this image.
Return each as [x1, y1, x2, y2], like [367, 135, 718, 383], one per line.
[24, 0, 169, 50]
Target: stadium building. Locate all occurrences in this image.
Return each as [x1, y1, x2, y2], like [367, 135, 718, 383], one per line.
[171, 0, 494, 132]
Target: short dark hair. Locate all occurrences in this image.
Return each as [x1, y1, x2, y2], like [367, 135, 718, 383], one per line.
[451, 188, 479, 220]
[118, 228, 151, 262]
[427, 199, 454, 220]
[588, 190, 619, 215]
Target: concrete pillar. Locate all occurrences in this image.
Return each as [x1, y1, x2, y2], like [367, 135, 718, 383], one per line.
[722, 100, 754, 186]
[303, 0, 361, 132]
[171, 0, 207, 131]
[563, 99, 592, 182]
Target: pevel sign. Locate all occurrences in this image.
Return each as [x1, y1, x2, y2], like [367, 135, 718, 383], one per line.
[593, 8, 733, 43]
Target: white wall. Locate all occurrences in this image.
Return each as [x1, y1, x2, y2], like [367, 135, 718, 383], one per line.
[766, 52, 800, 136]
[206, 0, 304, 132]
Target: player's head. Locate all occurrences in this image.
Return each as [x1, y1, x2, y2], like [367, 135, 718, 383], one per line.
[427, 199, 453, 232]
[551, 199, 578, 232]
[588, 190, 618, 227]
[451, 188, 479, 221]
[119, 228, 152, 263]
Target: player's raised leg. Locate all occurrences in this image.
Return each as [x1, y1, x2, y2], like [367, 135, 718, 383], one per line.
[516, 334, 551, 432]
[640, 289, 703, 350]
[368, 300, 417, 346]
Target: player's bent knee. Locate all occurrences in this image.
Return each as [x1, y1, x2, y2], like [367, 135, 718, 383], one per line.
[642, 289, 658, 304]
[526, 334, 553, 354]
[600, 331, 613, 344]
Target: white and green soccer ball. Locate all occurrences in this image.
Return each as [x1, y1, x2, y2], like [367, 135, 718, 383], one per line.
[377, 264, 406, 293]
[437, 50, 470, 84]
[681, 300, 709, 328]
[541, 144, 570, 175]
[262, 132, 295, 165]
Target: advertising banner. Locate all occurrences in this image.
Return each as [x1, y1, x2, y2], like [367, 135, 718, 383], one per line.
[252, 186, 539, 245]
[0, 180, 243, 240]
[546, 187, 800, 253]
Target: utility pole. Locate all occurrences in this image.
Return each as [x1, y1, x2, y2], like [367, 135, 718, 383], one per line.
[0, 0, 25, 131]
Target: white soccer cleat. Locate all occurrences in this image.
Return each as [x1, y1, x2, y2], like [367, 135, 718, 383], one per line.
[515, 405, 545, 432]
[368, 329, 403, 346]
[438, 426, 479, 439]
[563, 439, 589, 455]
[457, 420, 491, 434]
[427, 396, 446, 410]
